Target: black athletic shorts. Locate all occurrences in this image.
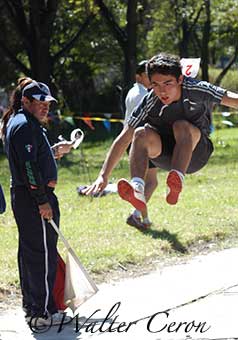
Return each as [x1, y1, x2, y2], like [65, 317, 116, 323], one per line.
[149, 133, 214, 174]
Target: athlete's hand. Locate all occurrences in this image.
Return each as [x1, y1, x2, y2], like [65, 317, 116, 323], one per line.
[81, 175, 108, 196]
[39, 202, 53, 220]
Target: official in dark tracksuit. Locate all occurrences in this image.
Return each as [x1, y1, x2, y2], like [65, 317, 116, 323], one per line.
[4, 81, 60, 318]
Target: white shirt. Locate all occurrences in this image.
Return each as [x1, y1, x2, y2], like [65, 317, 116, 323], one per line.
[124, 82, 148, 125]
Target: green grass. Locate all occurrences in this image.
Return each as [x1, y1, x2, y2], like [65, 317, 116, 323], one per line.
[1, 127, 238, 289]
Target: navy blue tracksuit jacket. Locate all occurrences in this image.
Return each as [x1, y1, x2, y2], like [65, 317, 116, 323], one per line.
[5, 109, 60, 317]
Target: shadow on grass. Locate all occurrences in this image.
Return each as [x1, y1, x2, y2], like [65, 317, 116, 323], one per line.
[141, 227, 188, 254]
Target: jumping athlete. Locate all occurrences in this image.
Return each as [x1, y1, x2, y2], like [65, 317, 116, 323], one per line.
[83, 53, 238, 216]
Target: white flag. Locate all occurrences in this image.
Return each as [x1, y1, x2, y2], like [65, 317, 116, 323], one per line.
[180, 58, 201, 78]
[64, 250, 98, 313]
[49, 219, 98, 313]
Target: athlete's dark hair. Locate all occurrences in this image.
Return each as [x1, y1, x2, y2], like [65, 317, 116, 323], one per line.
[0, 77, 33, 141]
[147, 53, 182, 81]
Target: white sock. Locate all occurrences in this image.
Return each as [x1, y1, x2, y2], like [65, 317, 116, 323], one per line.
[143, 217, 151, 224]
[170, 169, 185, 182]
[133, 209, 141, 218]
[131, 177, 145, 186]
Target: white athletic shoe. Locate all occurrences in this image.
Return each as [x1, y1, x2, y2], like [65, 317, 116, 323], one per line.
[27, 312, 72, 327]
[117, 178, 147, 211]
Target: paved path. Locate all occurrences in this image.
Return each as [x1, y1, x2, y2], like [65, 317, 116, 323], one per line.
[1, 248, 238, 340]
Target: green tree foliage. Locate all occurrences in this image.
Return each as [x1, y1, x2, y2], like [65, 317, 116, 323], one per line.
[147, 1, 208, 64]
[94, 1, 154, 85]
[147, 0, 238, 82]
[0, 0, 238, 112]
[210, 0, 238, 84]
[0, 0, 126, 112]
[53, 1, 126, 112]
[0, 1, 94, 92]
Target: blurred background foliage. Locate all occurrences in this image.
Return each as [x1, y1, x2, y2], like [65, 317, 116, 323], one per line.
[0, 0, 238, 126]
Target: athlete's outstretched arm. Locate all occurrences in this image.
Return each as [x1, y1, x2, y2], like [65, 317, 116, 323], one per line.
[83, 125, 135, 195]
[221, 91, 238, 108]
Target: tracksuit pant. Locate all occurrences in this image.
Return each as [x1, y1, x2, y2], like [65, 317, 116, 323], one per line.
[11, 186, 60, 317]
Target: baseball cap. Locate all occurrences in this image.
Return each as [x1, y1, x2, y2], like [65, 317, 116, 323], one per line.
[136, 60, 148, 75]
[22, 81, 57, 102]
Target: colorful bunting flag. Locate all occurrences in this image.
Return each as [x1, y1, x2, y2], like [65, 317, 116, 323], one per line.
[82, 112, 95, 130]
[103, 120, 111, 132]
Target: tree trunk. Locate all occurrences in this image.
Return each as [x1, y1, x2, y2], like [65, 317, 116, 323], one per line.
[200, 0, 210, 81]
[215, 44, 238, 86]
[179, 0, 189, 57]
[179, 18, 190, 57]
[94, 0, 138, 88]
[173, 0, 204, 58]
[26, 0, 58, 84]
[1, 0, 92, 92]
[124, 0, 137, 87]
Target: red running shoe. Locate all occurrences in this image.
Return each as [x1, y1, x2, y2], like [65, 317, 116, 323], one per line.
[117, 179, 147, 211]
[166, 170, 183, 205]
